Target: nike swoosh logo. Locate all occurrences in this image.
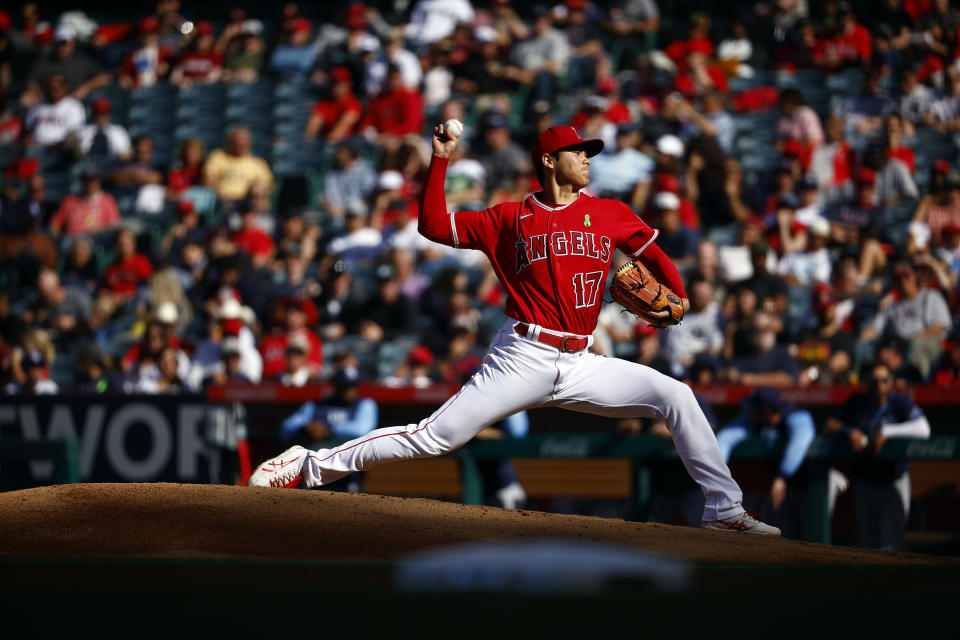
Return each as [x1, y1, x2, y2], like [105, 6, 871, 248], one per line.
[520, 214, 533, 219]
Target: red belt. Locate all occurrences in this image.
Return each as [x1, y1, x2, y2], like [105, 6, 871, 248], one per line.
[514, 323, 589, 352]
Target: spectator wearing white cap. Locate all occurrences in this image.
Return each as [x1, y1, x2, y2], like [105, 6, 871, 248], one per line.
[653, 191, 698, 273]
[777, 216, 834, 286]
[21, 22, 110, 108]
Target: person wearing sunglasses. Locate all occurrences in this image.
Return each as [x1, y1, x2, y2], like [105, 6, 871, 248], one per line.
[824, 361, 931, 550]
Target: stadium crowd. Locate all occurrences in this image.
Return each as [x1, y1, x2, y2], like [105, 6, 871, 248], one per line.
[2, 0, 960, 397]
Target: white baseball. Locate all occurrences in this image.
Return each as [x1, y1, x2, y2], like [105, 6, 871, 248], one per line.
[444, 119, 464, 140]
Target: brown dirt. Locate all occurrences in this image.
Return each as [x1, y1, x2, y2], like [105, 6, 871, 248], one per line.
[0, 483, 949, 564]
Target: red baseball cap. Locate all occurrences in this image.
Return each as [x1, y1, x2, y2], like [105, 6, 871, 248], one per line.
[195, 21, 214, 36]
[293, 17, 312, 33]
[531, 126, 604, 170]
[331, 67, 352, 84]
[91, 97, 112, 114]
[856, 167, 876, 185]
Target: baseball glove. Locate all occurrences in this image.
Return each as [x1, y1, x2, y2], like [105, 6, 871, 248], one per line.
[609, 260, 685, 328]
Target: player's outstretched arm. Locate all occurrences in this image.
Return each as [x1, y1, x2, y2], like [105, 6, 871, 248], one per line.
[418, 122, 462, 245]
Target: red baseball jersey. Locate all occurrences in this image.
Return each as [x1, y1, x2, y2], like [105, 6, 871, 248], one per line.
[450, 192, 658, 335]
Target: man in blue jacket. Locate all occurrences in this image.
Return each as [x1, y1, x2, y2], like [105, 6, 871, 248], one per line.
[280, 365, 377, 491]
[715, 386, 816, 539]
[825, 361, 931, 550]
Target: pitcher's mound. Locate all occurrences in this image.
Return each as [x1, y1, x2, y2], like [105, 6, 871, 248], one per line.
[0, 483, 934, 563]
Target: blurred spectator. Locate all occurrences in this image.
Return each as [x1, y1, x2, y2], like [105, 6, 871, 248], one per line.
[366, 29, 422, 94]
[281, 364, 378, 445]
[100, 227, 153, 304]
[166, 138, 207, 195]
[673, 42, 728, 97]
[662, 274, 722, 377]
[204, 126, 274, 201]
[794, 174, 826, 226]
[223, 19, 266, 84]
[49, 165, 120, 236]
[61, 237, 98, 294]
[875, 336, 925, 385]
[633, 322, 671, 376]
[717, 19, 756, 78]
[444, 139, 486, 213]
[72, 97, 131, 160]
[201, 335, 251, 386]
[475, 111, 527, 197]
[930, 330, 960, 386]
[510, 5, 570, 105]
[109, 135, 165, 202]
[810, 114, 854, 206]
[895, 65, 933, 129]
[832, 65, 892, 141]
[5, 348, 58, 394]
[588, 123, 654, 208]
[161, 200, 203, 258]
[118, 16, 172, 89]
[22, 23, 109, 107]
[775, 88, 824, 169]
[451, 25, 516, 113]
[123, 312, 191, 390]
[305, 67, 362, 143]
[778, 215, 833, 286]
[681, 90, 735, 155]
[882, 112, 914, 175]
[326, 211, 383, 268]
[74, 343, 121, 393]
[716, 387, 816, 538]
[825, 168, 885, 248]
[741, 239, 789, 315]
[362, 64, 424, 152]
[7, 173, 55, 234]
[353, 263, 417, 342]
[795, 287, 856, 385]
[24, 73, 85, 148]
[912, 169, 960, 246]
[654, 191, 698, 271]
[384, 344, 436, 387]
[170, 21, 222, 88]
[866, 142, 917, 209]
[277, 333, 314, 386]
[230, 184, 275, 269]
[860, 261, 951, 378]
[269, 17, 318, 81]
[260, 296, 323, 380]
[924, 63, 960, 133]
[405, 0, 475, 48]
[766, 192, 808, 258]
[825, 361, 931, 550]
[722, 311, 799, 386]
[33, 267, 91, 343]
[320, 140, 376, 218]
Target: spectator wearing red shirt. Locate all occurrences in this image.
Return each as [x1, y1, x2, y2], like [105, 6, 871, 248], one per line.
[663, 13, 714, 74]
[119, 16, 172, 89]
[102, 228, 153, 300]
[171, 21, 222, 88]
[259, 297, 324, 379]
[167, 137, 207, 195]
[673, 43, 728, 97]
[230, 186, 275, 269]
[835, 4, 873, 66]
[884, 112, 915, 175]
[362, 65, 424, 153]
[49, 166, 121, 236]
[304, 67, 363, 143]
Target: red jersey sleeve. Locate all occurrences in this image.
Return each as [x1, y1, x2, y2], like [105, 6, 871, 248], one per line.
[615, 203, 660, 259]
[420, 156, 501, 250]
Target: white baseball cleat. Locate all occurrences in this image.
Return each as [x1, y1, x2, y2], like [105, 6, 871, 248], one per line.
[247, 445, 308, 488]
[702, 512, 781, 535]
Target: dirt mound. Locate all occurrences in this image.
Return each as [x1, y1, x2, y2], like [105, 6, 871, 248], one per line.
[0, 483, 938, 564]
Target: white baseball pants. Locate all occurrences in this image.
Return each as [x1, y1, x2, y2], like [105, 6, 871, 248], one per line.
[302, 320, 745, 522]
